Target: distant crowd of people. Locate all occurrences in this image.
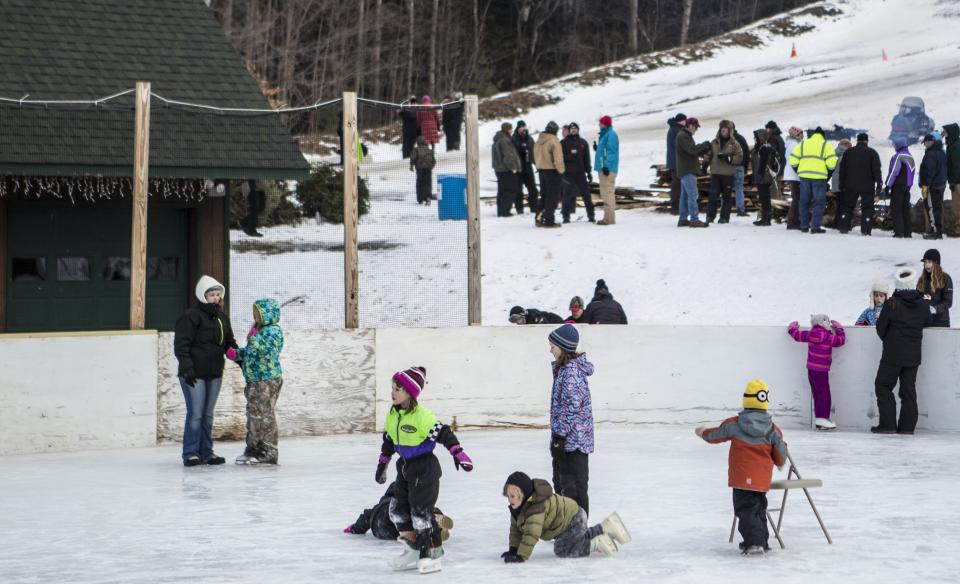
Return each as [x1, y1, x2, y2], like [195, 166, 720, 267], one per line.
[665, 114, 959, 238]
[492, 116, 620, 227]
[400, 94, 464, 205]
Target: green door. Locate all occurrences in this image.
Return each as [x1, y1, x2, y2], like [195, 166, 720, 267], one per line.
[6, 202, 189, 332]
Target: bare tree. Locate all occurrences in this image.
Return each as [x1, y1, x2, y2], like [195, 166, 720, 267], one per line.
[429, 0, 439, 96]
[681, 0, 694, 45]
[628, 0, 638, 53]
[407, 0, 415, 96]
[356, 0, 366, 92]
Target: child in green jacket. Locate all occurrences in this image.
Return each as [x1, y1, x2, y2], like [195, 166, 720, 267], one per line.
[500, 471, 630, 563]
[228, 298, 284, 465]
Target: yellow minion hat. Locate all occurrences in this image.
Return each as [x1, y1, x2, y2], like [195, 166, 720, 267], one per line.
[743, 379, 770, 411]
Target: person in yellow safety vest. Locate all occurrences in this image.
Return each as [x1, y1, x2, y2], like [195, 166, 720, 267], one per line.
[789, 127, 838, 233]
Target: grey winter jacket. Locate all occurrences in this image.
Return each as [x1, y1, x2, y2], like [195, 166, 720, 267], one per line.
[492, 130, 522, 173]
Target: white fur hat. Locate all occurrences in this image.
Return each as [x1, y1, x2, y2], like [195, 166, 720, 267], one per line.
[871, 282, 890, 303]
[894, 268, 919, 291]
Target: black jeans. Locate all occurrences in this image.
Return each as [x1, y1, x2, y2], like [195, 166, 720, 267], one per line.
[669, 169, 681, 215]
[562, 172, 595, 220]
[733, 489, 769, 548]
[786, 181, 801, 228]
[924, 186, 945, 235]
[496, 171, 519, 216]
[518, 164, 540, 214]
[875, 361, 919, 432]
[856, 191, 876, 234]
[707, 174, 735, 221]
[890, 186, 912, 237]
[551, 448, 589, 516]
[757, 183, 772, 221]
[538, 169, 562, 225]
[415, 168, 433, 204]
[834, 190, 860, 232]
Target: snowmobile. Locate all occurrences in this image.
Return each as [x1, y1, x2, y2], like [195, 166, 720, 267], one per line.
[803, 125, 868, 141]
[888, 96, 935, 144]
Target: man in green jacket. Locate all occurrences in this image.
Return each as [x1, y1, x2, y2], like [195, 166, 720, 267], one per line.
[675, 117, 712, 228]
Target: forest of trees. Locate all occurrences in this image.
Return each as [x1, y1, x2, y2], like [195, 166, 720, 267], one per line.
[207, 0, 817, 107]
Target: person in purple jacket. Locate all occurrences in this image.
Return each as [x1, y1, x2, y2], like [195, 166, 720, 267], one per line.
[885, 138, 916, 238]
[788, 314, 846, 430]
[548, 324, 595, 516]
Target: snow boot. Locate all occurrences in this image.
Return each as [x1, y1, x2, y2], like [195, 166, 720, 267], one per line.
[601, 512, 631, 546]
[203, 454, 226, 465]
[590, 533, 618, 556]
[391, 538, 420, 571]
[871, 426, 897, 435]
[815, 418, 836, 431]
[677, 219, 690, 227]
[742, 545, 766, 556]
[183, 455, 201, 467]
[689, 220, 708, 228]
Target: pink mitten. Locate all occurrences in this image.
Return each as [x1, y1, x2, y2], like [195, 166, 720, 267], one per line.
[449, 444, 473, 472]
[247, 326, 257, 338]
[226, 347, 237, 361]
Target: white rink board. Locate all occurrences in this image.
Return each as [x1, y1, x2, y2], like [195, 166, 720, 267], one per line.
[0, 331, 158, 455]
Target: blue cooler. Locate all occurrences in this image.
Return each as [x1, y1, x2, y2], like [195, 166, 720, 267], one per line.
[436, 174, 467, 220]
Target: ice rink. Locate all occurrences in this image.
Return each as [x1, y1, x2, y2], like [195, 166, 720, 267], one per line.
[2, 426, 958, 583]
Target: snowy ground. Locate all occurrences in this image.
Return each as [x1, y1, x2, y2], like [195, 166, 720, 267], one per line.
[2, 426, 958, 582]
[230, 0, 960, 330]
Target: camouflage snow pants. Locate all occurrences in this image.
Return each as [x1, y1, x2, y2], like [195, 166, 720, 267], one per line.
[243, 378, 283, 464]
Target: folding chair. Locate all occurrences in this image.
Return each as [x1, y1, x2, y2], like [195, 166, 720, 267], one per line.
[729, 451, 832, 549]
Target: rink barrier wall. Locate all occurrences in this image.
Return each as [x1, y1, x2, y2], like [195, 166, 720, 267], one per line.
[3, 325, 960, 455]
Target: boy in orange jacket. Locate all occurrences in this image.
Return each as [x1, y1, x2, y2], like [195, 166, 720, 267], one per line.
[696, 380, 788, 555]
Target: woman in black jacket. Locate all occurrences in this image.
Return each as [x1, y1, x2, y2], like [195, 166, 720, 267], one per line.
[581, 280, 628, 325]
[918, 248, 952, 327]
[173, 275, 238, 466]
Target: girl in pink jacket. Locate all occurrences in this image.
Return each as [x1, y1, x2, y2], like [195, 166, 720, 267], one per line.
[788, 314, 846, 430]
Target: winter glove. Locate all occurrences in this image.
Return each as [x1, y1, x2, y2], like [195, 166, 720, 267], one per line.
[226, 347, 237, 361]
[503, 552, 525, 564]
[449, 444, 473, 472]
[344, 524, 356, 534]
[184, 375, 197, 388]
[500, 547, 519, 559]
[375, 454, 390, 484]
[719, 154, 732, 164]
[602, 167, 610, 176]
[550, 434, 566, 456]
[592, 140, 598, 152]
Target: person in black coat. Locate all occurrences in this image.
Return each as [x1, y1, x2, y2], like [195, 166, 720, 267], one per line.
[580, 280, 628, 325]
[872, 269, 933, 435]
[666, 113, 687, 215]
[512, 121, 540, 215]
[764, 121, 786, 174]
[733, 126, 751, 216]
[173, 275, 238, 466]
[399, 96, 420, 159]
[839, 133, 883, 235]
[344, 482, 452, 542]
[560, 122, 595, 223]
[918, 248, 952, 327]
[918, 133, 948, 239]
[509, 306, 564, 325]
[442, 95, 464, 151]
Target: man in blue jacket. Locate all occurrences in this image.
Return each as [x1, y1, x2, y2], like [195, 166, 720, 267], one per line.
[594, 115, 620, 225]
[919, 132, 947, 239]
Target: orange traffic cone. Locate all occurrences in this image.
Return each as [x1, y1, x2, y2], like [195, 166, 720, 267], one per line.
[882, 48, 889, 62]
[790, 43, 797, 58]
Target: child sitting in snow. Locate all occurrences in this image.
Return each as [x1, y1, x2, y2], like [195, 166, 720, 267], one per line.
[344, 481, 453, 543]
[376, 366, 473, 574]
[856, 283, 889, 326]
[500, 471, 630, 563]
[696, 380, 788, 556]
[788, 314, 846, 430]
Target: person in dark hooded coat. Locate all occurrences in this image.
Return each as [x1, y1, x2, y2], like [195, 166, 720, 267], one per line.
[509, 306, 564, 325]
[580, 280, 628, 324]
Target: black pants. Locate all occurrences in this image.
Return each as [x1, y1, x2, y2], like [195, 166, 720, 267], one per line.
[834, 190, 860, 232]
[757, 183, 772, 221]
[243, 188, 266, 231]
[855, 191, 876, 234]
[415, 168, 432, 204]
[538, 169, 562, 225]
[875, 361, 919, 432]
[890, 186, 912, 237]
[562, 172, 595, 220]
[445, 131, 461, 152]
[518, 165, 540, 214]
[495, 171, 518, 216]
[389, 454, 442, 541]
[669, 170, 681, 215]
[733, 489, 769, 548]
[402, 134, 417, 159]
[707, 174, 734, 221]
[924, 186, 945, 235]
[551, 448, 589, 516]
[786, 181, 801, 228]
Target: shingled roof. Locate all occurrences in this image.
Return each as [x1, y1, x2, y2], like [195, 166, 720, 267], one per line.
[0, 0, 311, 179]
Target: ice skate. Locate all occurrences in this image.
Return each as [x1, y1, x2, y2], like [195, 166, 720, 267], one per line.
[417, 557, 442, 574]
[590, 533, 618, 556]
[390, 538, 420, 571]
[235, 455, 261, 465]
[600, 511, 631, 545]
[815, 418, 836, 431]
[742, 544, 766, 556]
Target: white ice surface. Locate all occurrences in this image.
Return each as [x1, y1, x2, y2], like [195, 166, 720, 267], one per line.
[2, 426, 958, 582]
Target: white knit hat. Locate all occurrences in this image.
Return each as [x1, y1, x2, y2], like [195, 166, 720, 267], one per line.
[810, 314, 831, 330]
[894, 268, 919, 291]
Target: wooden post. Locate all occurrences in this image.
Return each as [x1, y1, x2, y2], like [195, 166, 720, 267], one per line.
[130, 81, 151, 330]
[465, 94, 481, 325]
[342, 91, 360, 329]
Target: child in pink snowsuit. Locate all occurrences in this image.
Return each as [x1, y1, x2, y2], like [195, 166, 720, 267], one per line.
[788, 314, 846, 430]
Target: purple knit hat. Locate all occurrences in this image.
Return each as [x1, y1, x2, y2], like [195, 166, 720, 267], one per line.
[393, 366, 427, 399]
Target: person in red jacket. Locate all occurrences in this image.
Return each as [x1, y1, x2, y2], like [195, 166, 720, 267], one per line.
[416, 95, 442, 147]
[696, 380, 788, 556]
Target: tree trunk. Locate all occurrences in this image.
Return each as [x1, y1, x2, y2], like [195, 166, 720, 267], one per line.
[628, 0, 638, 54]
[680, 0, 694, 45]
[407, 0, 415, 95]
[373, 0, 382, 99]
[429, 0, 439, 97]
[356, 0, 366, 93]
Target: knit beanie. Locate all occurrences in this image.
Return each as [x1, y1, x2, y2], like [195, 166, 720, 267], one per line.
[569, 296, 584, 310]
[788, 126, 804, 140]
[599, 115, 613, 127]
[503, 471, 534, 499]
[393, 366, 427, 400]
[516, 120, 527, 129]
[545, 121, 559, 135]
[810, 313, 831, 330]
[856, 132, 869, 143]
[742, 379, 770, 411]
[922, 248, 941, 264]
[895, 268, 919, 291]
[549, 324, 579, 353]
